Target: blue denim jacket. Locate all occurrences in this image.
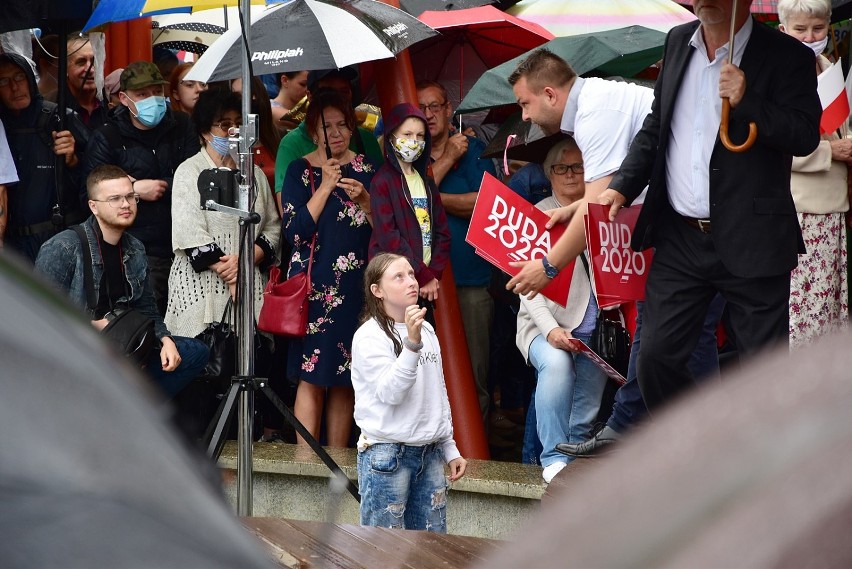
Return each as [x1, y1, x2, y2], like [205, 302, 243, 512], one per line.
[34, 216, 170, 339]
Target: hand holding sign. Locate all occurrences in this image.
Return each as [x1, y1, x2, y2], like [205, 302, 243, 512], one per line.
[598, 188, 627, 222]
[466, 173, 574, 306]
[585, 203, 653, 308]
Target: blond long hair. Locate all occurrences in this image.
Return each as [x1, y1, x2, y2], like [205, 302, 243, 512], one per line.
[360, 253, 407, 356]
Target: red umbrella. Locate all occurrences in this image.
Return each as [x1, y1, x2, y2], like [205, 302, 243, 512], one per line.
[409, 5, 554, 109]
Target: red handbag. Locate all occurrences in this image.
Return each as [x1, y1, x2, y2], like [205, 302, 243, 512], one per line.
[257, 168, 317, 337]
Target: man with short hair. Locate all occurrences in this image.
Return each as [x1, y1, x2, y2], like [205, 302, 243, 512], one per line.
[416, 79, 497, 421]
[0, 52, 89, 262]
[273, 66, 383, 207]
[64, 34, 107, 130]
[83, 60, 200, 315]
[35, 165, 208, 398]
[508, 2, 822, 417]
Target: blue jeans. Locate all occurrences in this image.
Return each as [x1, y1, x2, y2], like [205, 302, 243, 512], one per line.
[608, 295, 724, 432]
[528, 332, 608, 467]
[357, 443, 448, 533]
[146, 336, 210, 398]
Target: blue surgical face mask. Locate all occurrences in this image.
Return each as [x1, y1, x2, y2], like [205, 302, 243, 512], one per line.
[129, 94, 166, 127]
[209, 134, 231, 157]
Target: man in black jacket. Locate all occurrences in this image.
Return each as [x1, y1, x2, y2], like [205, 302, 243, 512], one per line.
[83, 61, 200, 315]
[0, 52, 88, 262]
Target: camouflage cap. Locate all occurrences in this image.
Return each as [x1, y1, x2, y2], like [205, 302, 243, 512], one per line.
[120, 61, 169, 91]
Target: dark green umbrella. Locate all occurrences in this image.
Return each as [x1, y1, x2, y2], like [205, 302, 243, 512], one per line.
[456, 25, 665, 113]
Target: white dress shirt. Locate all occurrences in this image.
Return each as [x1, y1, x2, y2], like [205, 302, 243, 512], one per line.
[666, 16, 753, 218]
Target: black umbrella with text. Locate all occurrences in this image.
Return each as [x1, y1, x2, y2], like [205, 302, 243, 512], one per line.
[186, 0, 439, 83]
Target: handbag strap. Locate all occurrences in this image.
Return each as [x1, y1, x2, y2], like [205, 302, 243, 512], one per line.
[304, 168, 318, 281]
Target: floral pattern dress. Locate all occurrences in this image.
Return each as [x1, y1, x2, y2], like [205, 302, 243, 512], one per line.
[281, 154, 376, 386]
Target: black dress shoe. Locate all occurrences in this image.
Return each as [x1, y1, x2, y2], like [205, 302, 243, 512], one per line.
[555, 426, 621, 458]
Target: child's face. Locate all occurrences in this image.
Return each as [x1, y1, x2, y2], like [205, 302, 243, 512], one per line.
[372, 257, 420, 318]
[393, 117, 426, 142]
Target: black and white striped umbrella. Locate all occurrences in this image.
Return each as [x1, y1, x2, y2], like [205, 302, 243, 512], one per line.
[185, 0, 438, 83]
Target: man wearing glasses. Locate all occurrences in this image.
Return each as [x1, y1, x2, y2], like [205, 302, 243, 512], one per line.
[35, 165, 209, 399]
[83, 61, 200, 316]
[0, 52, 88, 262]
[416, 79, 497, 423]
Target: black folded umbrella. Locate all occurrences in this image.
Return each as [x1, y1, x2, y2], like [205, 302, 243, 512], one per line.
[480, 110, 568, 164]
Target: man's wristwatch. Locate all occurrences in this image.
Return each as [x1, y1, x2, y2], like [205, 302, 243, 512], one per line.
[541, 256, 559, 279]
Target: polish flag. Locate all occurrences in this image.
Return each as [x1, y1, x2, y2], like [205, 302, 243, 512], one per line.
[817, 60, 849, 135]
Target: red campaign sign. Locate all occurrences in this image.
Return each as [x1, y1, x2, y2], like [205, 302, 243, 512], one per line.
[466, 172, 574, 306]
[584, 203, 653, 307]
[567, 339, 627, 386]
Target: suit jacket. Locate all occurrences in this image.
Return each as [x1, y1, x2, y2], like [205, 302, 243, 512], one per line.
[610, 19, 822, 279]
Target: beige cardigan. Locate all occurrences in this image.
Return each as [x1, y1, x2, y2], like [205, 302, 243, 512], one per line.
[515, 196, 595, 363]
[790, 55, 850, 215]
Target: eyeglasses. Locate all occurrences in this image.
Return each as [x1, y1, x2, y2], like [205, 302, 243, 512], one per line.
[551, 163, 584, 175]
[92, 193, 140, 207]
[0, 73, 27, 89]
[213, 120, 239, 132]
[419, 102, 448, 115]
[180, 80, 207, 89]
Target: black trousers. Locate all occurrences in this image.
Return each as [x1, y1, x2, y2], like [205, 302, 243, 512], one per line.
[637, 214, 790, 412]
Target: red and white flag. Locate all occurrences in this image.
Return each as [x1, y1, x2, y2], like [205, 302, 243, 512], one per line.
[817, 60, 849, 135]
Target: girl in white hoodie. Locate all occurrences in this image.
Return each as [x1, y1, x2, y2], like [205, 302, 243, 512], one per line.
[351, 253, 466, 532]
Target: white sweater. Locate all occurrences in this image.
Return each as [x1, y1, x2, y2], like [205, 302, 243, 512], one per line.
[351, 318, 461, 463]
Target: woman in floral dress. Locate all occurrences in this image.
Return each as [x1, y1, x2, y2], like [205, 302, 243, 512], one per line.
[281, 90, 376, 446]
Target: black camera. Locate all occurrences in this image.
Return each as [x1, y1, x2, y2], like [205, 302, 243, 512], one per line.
[198, 167, 239, 209]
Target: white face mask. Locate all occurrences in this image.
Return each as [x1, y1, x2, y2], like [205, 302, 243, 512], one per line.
[392, 137, 426, 163]
[804, 36, 828, 56]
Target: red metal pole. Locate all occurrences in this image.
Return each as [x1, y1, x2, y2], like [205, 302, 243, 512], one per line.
[374, 0, 490, 460]
[105, 17, 152, 72]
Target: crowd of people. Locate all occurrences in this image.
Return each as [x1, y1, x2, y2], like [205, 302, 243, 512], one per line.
[0, 0, 849, 531]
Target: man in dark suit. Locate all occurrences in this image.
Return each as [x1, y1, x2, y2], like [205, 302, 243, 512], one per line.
[596, 0, 821, 410]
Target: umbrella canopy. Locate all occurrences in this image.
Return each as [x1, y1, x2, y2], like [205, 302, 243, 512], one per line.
[399, 0, 494, 16]
[677, 0, 852, 22]
[83, 0, 270, 32]
[410, 6, 553, 106]
[480, 111, 567, 163]
[456, 25, 666, 113]
[3, 0, 92, 33]
[152, 6, 267, 54]
[0, 253, 276, 568]
[507, 0, 696, 36]
[185, 0, 438, 83]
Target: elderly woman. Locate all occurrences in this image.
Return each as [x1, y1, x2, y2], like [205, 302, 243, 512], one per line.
[778, 0, 850, 349]
[164, 89, 280, 339]
[281, 89, 376, 447]
[516, 138, 607, 483]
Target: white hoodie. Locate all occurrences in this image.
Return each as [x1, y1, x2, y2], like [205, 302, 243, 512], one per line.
[351, 318, 461, 463]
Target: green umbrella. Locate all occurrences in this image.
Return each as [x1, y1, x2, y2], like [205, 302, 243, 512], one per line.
[456, 25, 665, 113]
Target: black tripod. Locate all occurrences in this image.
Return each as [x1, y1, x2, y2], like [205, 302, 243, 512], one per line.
[198, 153, 358, 507]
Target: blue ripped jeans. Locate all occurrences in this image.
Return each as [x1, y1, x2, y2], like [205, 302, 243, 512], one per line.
[357, 443, 448, 533]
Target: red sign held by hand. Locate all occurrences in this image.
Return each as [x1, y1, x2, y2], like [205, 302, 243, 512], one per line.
[467, 173, 573, 306]
[585, 203, 653, 308]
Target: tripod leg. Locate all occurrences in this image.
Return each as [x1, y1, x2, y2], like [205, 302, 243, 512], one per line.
[204, 380, 241, 460]
[259, 384, 360, 502]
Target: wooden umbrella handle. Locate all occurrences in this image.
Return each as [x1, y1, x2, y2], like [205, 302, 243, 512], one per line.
[720, 97, 757, 153]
